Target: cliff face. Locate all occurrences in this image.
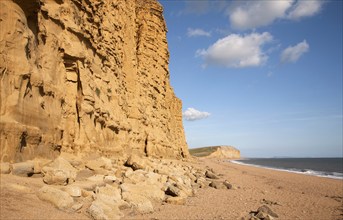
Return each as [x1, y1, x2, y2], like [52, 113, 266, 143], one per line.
[206, 146, 240, 159]
[0, 0, 188, 162]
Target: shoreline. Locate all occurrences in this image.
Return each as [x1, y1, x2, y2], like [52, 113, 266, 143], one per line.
[229, 159, 343, 180]
[131, 157, 343, 220]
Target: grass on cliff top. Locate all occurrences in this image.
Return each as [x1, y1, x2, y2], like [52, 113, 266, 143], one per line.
[189, 146, 220, 157]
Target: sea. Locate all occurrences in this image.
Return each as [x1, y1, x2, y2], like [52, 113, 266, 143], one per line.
[231, 158, 343, 179]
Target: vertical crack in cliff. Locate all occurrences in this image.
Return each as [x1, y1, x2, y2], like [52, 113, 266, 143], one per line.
[76, 61, 83, 94]
[76, 61, 83, 130]
[144, 136, 148, 156]
[14, 0, 40, 56]
[19, 131, 28, 153]
[23, 75, 32, 98]
[75, 102, 81, 129]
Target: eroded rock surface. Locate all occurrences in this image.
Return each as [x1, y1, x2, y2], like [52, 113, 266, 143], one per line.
[0, 0, 188, 162]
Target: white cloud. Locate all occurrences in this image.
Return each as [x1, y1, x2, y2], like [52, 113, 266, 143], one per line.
[187, 28, 211, 37]
[196, 32, 273, 68]
[288, 0, 323, 20]
[183, 108, 210, 121]
[281, 40, 309, 63]
[229, 1, 293, 30]
[228, 0, 324, 30]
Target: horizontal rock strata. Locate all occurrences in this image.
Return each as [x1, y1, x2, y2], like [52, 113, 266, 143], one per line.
[0, 0, 188, 162]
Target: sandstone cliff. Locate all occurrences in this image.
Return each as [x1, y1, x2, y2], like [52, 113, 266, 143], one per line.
[0, 0, 188, 162]
[206, 146, 240, 159]
[190, 146, 240, 159]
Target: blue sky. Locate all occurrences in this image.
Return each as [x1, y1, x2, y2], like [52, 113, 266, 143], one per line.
[159, 0, 342, 158]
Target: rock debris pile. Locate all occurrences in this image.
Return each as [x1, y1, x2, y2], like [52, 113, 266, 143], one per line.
[0, 155, 236, 219]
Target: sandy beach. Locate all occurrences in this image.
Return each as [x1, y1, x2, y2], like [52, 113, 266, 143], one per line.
[1, 157, 342, 220]
[127, 158, 343, 220]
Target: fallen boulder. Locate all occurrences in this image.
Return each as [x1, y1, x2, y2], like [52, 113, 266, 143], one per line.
[223, 180, 234, 189]
[42, 157, 77, 185]
[88, 184, 126, 219]
[246, 205, 279, 220]
[11, 161, 34, 177]
[103, 175, 117, 184]
[95, 184, 122, 204]
[195, 176, 209, 188]
[165, 185, 181, 197]
[125, 155, 146, 171]
[205, 170, 219, 179]
[86, 157, 112, 171]
[209, 181, 226, 189]
[120, 182, 165, 202]
[257, 205, 279, 218]
[121, 192, 154, 214]
[37, 185, 74, 210]
[88, 200, 123, 220]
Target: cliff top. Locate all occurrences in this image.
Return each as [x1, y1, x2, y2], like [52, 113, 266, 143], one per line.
[189, 146, 240, 158]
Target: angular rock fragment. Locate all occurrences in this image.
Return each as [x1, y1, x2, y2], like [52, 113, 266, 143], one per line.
[64, 185, 82, 197]
[165, 185, 181, 197]
[255, 211, 269, 219]
[223, 180, 234, 189]
[125, 155, 146, 171]
[248, 205, 279, 220]
[209, 181, 226, 189]
[123, 169, 146, 184]
[121, 192, 154, 214]
[87, 184, 126, 219]
[257, 205, 279, 218]
[88, 201, 108, 220]
[11, 161, 34, 177]
[205, 170, 219, 179]
[103, 175, 117, 184]
[37, 186, 74, 210]
[195, 176, 209, 188]
[88, 200, 123, 220]
[42, 157, 77, 185]
[95, 184, 122, 204]
[86, 157, 112, 171]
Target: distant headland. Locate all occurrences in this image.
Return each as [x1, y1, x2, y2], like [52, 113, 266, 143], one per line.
[189, 146, 240, 159]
